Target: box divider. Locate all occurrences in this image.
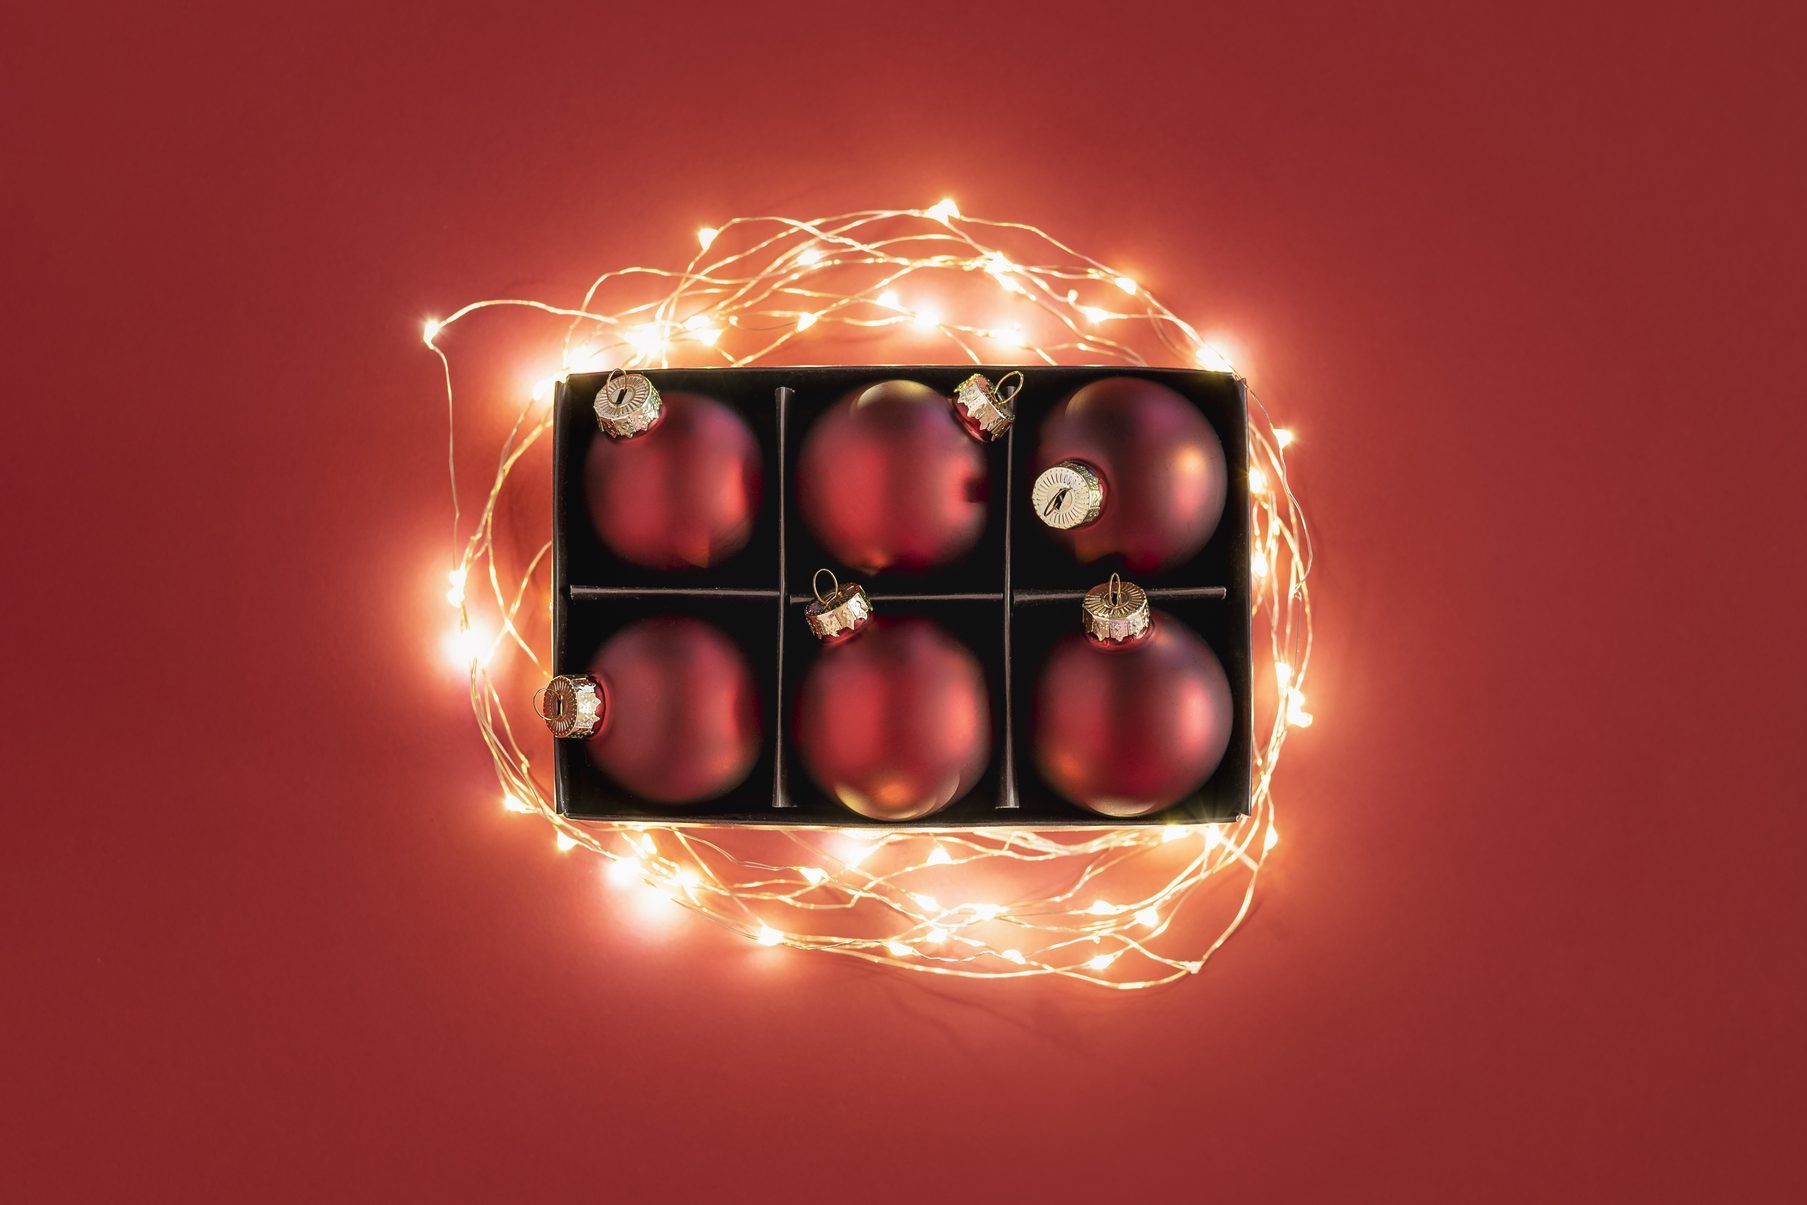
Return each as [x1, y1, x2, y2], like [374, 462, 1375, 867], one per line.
[999, 418, 1018, 809]
[1013, 586, 1230, 602]
[784, 591, 1002, 604]
[568, 586, 780, 599]
[773, 385, 794, 808]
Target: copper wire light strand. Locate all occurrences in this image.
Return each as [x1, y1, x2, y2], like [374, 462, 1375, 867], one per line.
[426, 205, 1313, 988]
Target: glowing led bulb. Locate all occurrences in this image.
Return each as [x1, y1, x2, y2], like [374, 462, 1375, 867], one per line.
[1162, 826, 1186, 843]
[1087, 900, 1115, 916]
[422, 318, 441, 344]
[606, 858, 639, 886]
[1275, 661, 1294, 687]
[925, 926, 949, 943]
[1078, 305, 1112, 324]
[913, 893, 940, 912]
[1252, 551, 1270, 579]
[1286, 689, 1314, 728]
[926, 197, 960, 223]
[969, 903, 1002, 921]
[502, 793, 532, 814]
[796, 247, 824, 266]
[877, 289, 901, 309]
[1264, 825, 1281, 851]
[885, 940, 913, 957]
[696, 226, 720, 250]
[796, 312, 818, 332]
[1275, 428, 1295, 449]
[1087, 952, 1118, 971]
[755, 925, 784, 946]
[531, 377, 557, 405]
[563, 343, 604, 373]
[926, 844, 953, 866]
[693, 326, 722, 347]
[556, 833, 578, 852]
[677, 868, 702, 890]
[1249, 467, 1269, 495]
[445, 566, 467, 607]
[800, 866, 828, 886]
[445, 625, 489, 668]
[1000, 323, 1028, 348]
[1195, 344, 1234, 372]
[626, 324, 666, 358]
[912, 306, 941, 330]
[1001, 948, 1026, 965]
[1135, 907, 1160, 929]
[982, 252, 1024, 293]
[1113, 275, 1137, 295]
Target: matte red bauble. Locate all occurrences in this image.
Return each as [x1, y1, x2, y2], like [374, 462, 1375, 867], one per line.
[796, 379, 988, 573]
[585, 388, 761, 570]
[587, 616, 761, 804]
[1033, 578, 1233, 818]
[1031, 376, 1227, 572]
[795, 577, 990, 821]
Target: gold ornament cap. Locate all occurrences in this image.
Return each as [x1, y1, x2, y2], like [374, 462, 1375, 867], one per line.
[1032, 459, 1105, 529]
[950, 371, 1021, 442]
[804, 569, 873, 642]
[1081, 574, 1151, 645]
[539, 674, 605, 738]
[593, 371, 664, 439]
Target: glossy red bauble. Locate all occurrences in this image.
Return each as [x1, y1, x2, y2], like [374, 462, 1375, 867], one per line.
[585, 391, 762, 570]
[588, 617, 761, 804]
[796, 617, 990, 821]
[1033, 376, 1227, 572]
[1033, 613, 1233, 817]
[796, 380, 988, 573]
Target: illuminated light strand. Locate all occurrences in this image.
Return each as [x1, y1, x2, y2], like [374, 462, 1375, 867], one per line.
[429, 206, 1314, 988]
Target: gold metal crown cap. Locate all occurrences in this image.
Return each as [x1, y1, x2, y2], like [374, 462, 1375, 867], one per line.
[1081, 574, 1150, 645]
[593, 372, 664, 439]
[804, 569, 873, 641]
[950, 371, 1021, 442]
[539, 674, 605, 738]
[1032, 459, 1105, 529]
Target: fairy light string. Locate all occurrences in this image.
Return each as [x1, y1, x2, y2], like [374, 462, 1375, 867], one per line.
[426, 205, 1313, 988]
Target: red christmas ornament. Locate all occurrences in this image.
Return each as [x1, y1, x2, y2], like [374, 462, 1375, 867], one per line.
[1033, 576, 1234, 818]
[796, 378, 1002, 574]
[585, 376, 762, 570]
[547, 616, 762, 804]
[795, 572, 991, 821]
[1030, 376, 1227, 572]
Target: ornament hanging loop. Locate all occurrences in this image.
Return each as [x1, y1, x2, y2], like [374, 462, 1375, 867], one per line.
[1081, 574, 1151, 645]
[951, 371, 1019, 442]
[1032, 459, 1105, 530]
[804, 567, 873, 641]
[593, 368, 664, 439]
[538, 674, 605, 738]
[995, 370, 1025, 405]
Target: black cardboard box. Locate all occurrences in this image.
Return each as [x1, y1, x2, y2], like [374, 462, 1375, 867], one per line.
[552, 365, 1252, 827]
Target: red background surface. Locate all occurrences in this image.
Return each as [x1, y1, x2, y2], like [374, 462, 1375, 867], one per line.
[5, 2, 1803, 1199]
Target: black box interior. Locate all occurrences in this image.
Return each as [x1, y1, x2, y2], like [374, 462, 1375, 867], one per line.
[552, 365, 1252, 827]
